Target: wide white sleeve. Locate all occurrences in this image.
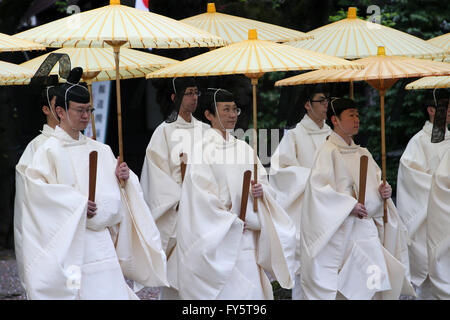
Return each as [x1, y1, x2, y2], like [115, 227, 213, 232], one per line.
[300, 146, 357, 258]
[20, 144, 87, 299]
[114, 168, 169, 288]
[257, 171, 298, 289]
[140, 126, 181, 252]
[269, 130, 311, 213]
[426, 151, 450, 299]
[176, 163, 244, 300]
[396, 137, 432, 237]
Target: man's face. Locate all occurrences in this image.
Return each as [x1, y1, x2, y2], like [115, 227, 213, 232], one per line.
[306, 93, 329, 121]
[208, 101, 239, 131]
[60, 101, 93, 131]
[334, 108, 360, 136]
[179, 86, 199, 114]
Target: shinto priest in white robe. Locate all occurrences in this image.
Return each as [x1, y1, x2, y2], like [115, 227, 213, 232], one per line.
[14, 124, 55, 290]
[300, 132, 415, 300]
[17, 126, 168, 299]
[140, 115, 209, 292]
[396, 121, 450, 292]
[426, 148, 450, 299]
[175, 128, 297, 300]
[269, 114, 331, 276]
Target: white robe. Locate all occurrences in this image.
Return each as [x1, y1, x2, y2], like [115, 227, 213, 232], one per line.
[17, 126, 168, 299]
[426, 148, 450, 299]
[14, 124, 55, 291]
[176, 129, 297, 300]
[140, 116, 210, 255]
[140, 116, 209, 295]
[396, 121, 450, 288]
[300, 132, 414, 300]
[269, 114, 331, 275]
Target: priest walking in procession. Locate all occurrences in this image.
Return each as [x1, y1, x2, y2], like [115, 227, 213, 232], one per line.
[174, 88, 297, 300]
[14, 86, 59, 291]
[140, 77, 210, 299]
[269, 84, 332, 299]
[396, 89, 450, 299]
[15, 68, 168, 299]
[426, 145, 450, 300]
[299, 97, 415, 300]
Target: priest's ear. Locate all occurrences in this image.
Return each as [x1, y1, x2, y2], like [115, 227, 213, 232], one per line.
[42, 105, 51, 116]
[304, 99, 312, 113]
[55, 105, 66, 120]
[171, 93, 175, 102]
[330, 114, 339, 129]
[204, 109, 215, 123]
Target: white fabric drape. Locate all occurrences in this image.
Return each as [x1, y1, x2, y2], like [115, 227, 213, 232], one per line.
[16, 126, 168, 299]
[176, 129, 297, 300]
[426, 148, 450, 299]
[396, 121, 450, 288]
[300, 132, 414, 300]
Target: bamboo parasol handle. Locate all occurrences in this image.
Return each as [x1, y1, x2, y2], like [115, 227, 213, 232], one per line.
[358, 155, 368, 205]
[250, 77, 260, 212]
[240, 170, 252, 222]
[104, 41, 127, 160]
[105, 40, 127, 187]
[89, 151, 98, 202]
[380, 91, 388, 224]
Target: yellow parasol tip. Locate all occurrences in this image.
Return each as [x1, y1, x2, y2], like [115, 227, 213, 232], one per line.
[347, 7, 357, 19]
[377, 46, 386, 56]
[207, 3, 216, 13]
[110, 0, 120, 5]
[248, 29, 258, 40]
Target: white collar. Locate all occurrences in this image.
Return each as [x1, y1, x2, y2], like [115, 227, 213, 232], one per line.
[53, 125, 87, 146]
[422, 120, 450, 140]
[40, 124, 55, 137]
[299, 114, 331, 135]
[204, 128, 237, 150]
[329, 131, 359, 154]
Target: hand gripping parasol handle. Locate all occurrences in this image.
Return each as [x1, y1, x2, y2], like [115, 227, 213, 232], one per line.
[240, 170, 252, 222]
[358, 155, 368, 205]
[89, 151, 98, 202]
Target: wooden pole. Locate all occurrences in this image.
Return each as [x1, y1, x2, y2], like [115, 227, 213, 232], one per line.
[358, 155, 368, 205]
[239, 170, 252, 222]
[251, 77, 258, 212]
[105, 40, 126, 187]
[113, 45, 124, 163]
[380, 90, 388, 224]
[89, 151, 98, 202]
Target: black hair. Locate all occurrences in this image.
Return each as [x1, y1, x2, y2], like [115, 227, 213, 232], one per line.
[165, 77, 198, 123]
[202, 88, 235, 123]
[423, 89, 450, 120]
[303, 83, 331, 106]
[326, 97, 358, 129]
[54, 67, 90, 113]
[40, 86, 57, 109]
